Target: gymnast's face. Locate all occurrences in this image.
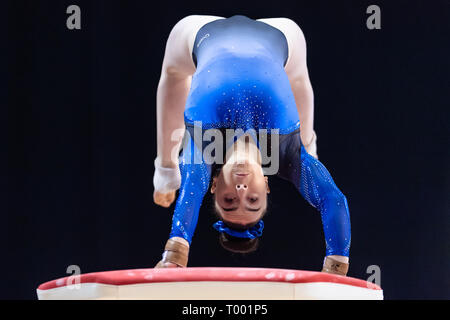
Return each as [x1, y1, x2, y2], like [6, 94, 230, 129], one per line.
[210, 158, 270, 227]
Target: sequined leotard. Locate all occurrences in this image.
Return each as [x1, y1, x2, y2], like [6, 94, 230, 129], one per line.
[168, 15, 351, 257]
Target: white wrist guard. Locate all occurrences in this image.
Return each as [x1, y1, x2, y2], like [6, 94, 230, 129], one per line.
[153, 157, 181, 194]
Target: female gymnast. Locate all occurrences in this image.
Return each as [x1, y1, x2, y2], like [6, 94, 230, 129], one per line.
[152, 15, 351, 276]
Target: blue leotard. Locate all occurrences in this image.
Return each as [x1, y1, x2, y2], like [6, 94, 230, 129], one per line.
[168, 15, 351, 257]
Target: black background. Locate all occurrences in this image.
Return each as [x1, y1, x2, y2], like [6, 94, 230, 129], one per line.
[3, 0, 449, 299]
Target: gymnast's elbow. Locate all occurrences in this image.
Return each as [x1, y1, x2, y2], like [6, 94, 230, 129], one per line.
[321, 190, 349, 212]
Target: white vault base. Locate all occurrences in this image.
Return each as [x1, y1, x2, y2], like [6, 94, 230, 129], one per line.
[37, 267, 383, 300]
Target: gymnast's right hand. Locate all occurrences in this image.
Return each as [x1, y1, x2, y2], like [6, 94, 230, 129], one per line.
[155, 260, 180, 268]
[153, 157, 181, 208]
[153, 191, 176, 208]
[155, 238, 189, 268]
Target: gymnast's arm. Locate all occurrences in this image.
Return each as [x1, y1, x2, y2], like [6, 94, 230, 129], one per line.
[266, 18, 317, 158]
[278, 141, 351, 272]
[299, 147, 350, 262]
[153, 17, 197, 208]
[156, 133, 212, 268]
[155, 16, 218, 267]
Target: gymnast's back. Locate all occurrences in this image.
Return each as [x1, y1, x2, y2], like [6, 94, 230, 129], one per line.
[184, 15, 301, 134]
[191, 15, 288, 69]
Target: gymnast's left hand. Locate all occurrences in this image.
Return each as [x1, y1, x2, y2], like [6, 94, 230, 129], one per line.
[153, 190, 176, 208]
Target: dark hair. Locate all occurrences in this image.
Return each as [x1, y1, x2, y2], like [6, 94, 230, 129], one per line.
[219, 232, 259, 254]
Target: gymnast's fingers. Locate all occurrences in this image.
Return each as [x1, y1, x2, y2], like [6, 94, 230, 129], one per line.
[153, 190, 176, 208]
[155, 260, 181, 268]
